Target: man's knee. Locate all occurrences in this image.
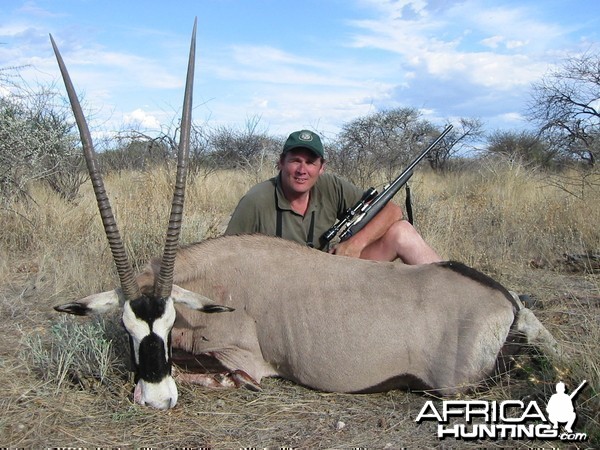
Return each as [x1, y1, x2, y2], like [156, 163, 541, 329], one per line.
[383, 219, 442, 264]
[384, 220, 418, 244]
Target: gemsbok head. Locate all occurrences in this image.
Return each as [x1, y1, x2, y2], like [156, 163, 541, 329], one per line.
[50, 19, 232, 409]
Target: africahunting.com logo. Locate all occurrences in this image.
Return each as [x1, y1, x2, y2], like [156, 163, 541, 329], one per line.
[415, 380, 588, 442]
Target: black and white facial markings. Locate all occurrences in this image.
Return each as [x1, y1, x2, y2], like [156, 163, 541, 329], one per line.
[122, 295, 178, 409]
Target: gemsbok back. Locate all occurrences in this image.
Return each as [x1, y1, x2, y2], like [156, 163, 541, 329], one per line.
[52, 20, 561, 410]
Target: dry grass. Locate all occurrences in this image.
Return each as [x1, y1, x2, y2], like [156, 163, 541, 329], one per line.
[0, 163, 598, 448]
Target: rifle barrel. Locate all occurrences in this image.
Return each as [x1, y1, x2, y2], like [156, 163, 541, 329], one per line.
[396, 125, 453, 183]
[342, 124, 453, 239]
[569, 380, 587, 399]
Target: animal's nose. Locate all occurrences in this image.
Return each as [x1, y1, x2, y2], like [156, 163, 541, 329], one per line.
[152, 397, 176, 410]
[133, 379, 178, 409]
[167, 396, 177, 409]
[139, 396, 176, 410]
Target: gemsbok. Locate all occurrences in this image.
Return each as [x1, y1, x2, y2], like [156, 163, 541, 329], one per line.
[51, 20, 561, 410]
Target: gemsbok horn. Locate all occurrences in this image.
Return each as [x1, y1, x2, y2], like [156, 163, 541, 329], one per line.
[52, 18, 232, 409]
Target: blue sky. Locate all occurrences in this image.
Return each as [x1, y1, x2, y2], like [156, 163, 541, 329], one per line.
[1, 0, 599, 143]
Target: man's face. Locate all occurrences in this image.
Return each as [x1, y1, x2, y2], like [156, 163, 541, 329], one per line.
[278, 148, 325, 197]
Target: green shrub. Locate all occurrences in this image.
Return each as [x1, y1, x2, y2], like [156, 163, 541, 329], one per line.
[21, 316, 129, 392]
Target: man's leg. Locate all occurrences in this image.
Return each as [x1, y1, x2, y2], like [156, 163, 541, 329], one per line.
[359, 220, 442, 264]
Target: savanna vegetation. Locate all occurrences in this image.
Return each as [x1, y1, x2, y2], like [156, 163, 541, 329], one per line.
[0, 52, 598, 448]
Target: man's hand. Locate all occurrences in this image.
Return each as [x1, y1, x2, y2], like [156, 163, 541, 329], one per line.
[329, 202, 402, 259]
[329, 239, 364, 258]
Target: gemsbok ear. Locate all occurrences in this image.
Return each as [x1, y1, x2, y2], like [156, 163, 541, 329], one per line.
[171, 284, 234, 313]
[54, 289, 123, 316]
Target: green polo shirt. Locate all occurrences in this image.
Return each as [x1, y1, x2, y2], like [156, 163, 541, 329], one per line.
[224, 173, 363, 250]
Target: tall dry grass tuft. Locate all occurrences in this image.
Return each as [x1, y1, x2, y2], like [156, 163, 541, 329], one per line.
[413, 161, 599, 272]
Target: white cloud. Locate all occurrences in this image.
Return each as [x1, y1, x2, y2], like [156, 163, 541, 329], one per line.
[347, 0, 563, 92]
[18, 1, 64, 18]
[0, 23, 32, 35]
[213, 45, 372, 89]
[196, 39, 407, 134]
[506, 40, 527, 49]
[497, 112, 525, 123]
[481, 36, 505, 49]
[357, 0, 430, 20]
[459, 3, 564, 48]
[124, 108, 161, 130]
[436, 52, 547, 89]
[203, 82, 393, 136]
[99, 51, 183, 90]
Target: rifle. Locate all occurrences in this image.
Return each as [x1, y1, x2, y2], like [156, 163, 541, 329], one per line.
[322, 125, 453, 245]
[569, 380, 587, 399]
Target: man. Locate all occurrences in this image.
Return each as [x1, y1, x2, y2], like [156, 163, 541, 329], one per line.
[225, 129, 441, 264]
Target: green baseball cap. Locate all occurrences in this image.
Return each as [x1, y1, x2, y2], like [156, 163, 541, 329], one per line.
[283, 130, 324, 158]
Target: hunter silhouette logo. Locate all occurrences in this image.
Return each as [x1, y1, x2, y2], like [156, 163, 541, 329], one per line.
[546, 380, 586, 433]
[415, 380, 588, 441]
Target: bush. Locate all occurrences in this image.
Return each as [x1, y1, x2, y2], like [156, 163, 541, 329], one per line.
[0, 71, 87, 205]
[21, 316, 129, 392]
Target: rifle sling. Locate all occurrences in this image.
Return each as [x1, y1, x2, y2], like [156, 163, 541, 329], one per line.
[405, 183, 414, 225]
